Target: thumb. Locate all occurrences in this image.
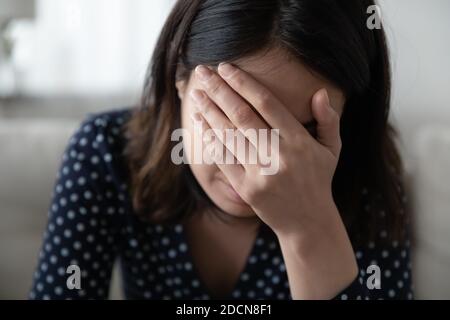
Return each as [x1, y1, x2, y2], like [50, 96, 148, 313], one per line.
[311, 88, 342, 158]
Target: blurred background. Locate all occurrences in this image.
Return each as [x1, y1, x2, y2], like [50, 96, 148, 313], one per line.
[0, 0, 449, 299]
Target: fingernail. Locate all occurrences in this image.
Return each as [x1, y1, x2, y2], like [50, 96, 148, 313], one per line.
[195, 65, 213, 81]
[218, 63, 236, 78]
[190, 89, 205, 104]
[321, 89, 330, 107]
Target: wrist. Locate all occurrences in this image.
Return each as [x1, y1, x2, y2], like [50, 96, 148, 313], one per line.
[273, 196, 339, 241]
[274, 203, 359, 299]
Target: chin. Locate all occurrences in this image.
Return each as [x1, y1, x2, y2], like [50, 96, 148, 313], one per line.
[210, 179, 257, 218]
[216, 201, 256, 218]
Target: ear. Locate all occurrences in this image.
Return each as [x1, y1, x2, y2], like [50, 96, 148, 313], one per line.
[175, 80, 187, 100]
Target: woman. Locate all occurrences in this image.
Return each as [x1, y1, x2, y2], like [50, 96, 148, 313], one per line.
[30, 0, 413, 300]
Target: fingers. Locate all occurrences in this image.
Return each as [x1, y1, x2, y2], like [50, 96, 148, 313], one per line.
[192, 112, 245, 186]
[190, 90, 259, 172]
[194, 65, 268, 148]
[311, 89, 342, 158]
[216, 63, 302, 138]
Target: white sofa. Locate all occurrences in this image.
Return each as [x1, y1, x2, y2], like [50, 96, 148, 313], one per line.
[409, 126, 450, 299]
[0, 116, 123, 299]
[0, 109, 449, 299]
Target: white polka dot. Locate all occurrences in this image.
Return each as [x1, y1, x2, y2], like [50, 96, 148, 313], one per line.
[77, 177, 86, 186]
[59, 198, 67, 206]
[356, 251, 363, 259]
[76, 223, 85, 232]
[192, 279, 200, 288]
[277, 292, 285, 299]
[46, 275, 54, 284]
[57, 267, 65, 276]
[65, 180, 73, 189]
[271, 275, 280, 284]
[174, 224, 183, 233]
[168, 249, 177, 258]
[79, 137, 88, 146]
[83, 191, 93, 200]
[179, 243, 187, 252]
[53, 236, 61, 245]
[129, 239, 138, 247]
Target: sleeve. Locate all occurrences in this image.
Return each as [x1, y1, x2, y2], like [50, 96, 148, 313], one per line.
[333, 181, 414, 300]
[28, 114, 123, 300]
[332, 241, 413, 300]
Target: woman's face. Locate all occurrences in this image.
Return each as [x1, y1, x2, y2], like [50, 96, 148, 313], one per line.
[176, 47, 346, 218]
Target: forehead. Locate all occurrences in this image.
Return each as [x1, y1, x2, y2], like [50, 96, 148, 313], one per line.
[232, 47, 346, 122]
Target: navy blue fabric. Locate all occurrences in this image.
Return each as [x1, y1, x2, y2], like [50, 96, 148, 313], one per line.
[29, 108, 413, 300]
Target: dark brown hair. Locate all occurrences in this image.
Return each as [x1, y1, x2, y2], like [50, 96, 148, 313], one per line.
[123, 0, 409, 244]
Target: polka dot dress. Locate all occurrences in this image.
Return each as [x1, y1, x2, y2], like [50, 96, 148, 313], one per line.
[29, 108, 414, 300]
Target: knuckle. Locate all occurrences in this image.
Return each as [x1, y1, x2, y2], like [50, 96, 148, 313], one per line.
[231, 72, 244, 88]
[255, 89, 272, 108]
[207, 78, 224, 96]
[232, 106, 252, 126]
